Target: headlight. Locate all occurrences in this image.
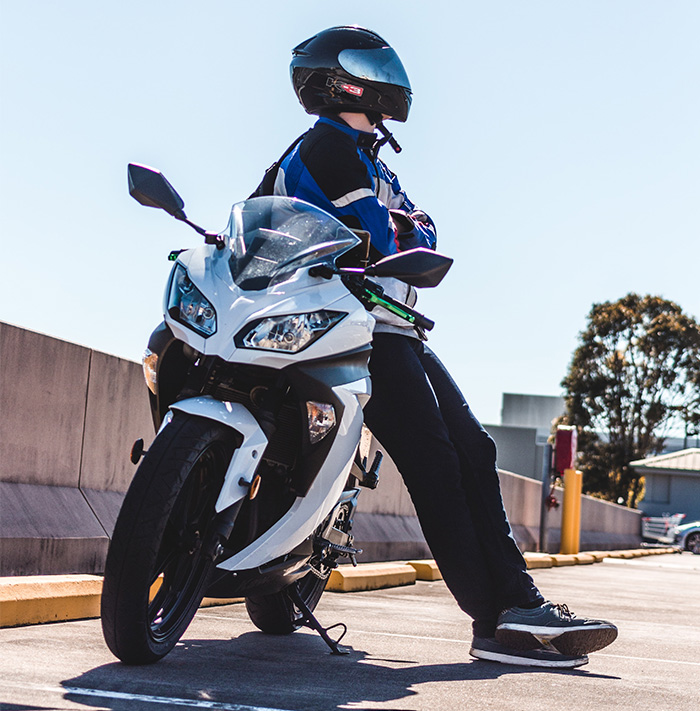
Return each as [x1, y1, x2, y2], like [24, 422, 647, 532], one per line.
[237, 311, 345, 352]
[167, 264, 217, 337]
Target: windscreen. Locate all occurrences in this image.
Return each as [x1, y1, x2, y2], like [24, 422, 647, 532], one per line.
[226, 196, 360, 291]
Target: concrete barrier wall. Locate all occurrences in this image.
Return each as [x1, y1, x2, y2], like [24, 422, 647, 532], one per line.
[0, 322, 641, 575]
[355, 445, 641, 560]
[0, 322, 153, 575]
[497, 467, 642, 553]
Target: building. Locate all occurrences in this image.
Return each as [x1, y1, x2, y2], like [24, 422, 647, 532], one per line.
[631, 449, 700, 521]
[485, 393, 565, 481]
[486, 393, 694, 482]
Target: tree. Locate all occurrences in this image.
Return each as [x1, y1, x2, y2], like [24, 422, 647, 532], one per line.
[560, 293, 700, 508]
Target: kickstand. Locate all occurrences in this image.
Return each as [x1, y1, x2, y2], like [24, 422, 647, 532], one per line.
[288, 584, 349, 655]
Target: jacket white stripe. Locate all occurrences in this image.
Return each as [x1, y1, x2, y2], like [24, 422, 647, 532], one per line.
[331, 187, 375, 208]
[273, 167, 288, 196]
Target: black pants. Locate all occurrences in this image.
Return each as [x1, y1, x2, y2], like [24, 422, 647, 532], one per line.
[363, 333, 544, 637]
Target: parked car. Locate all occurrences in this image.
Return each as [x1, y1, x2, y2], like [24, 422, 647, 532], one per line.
[671, 520, 700, 553]
[641, 513, 686, 544]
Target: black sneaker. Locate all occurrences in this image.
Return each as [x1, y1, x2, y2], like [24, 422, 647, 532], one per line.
[495, 602, 618, 655]
[470, 636, 588, 668]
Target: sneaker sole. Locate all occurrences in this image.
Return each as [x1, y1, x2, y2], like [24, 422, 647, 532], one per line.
[469, 646, 589, 669]
[495, 625, 618, 655]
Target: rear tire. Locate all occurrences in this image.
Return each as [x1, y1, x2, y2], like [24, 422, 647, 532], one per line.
[245, 496, 356, 634]
[245, 570, 327, 634]
[101, 414, 236, 664]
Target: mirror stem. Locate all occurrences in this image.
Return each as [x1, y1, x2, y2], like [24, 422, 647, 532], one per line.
[175, 215, 225, 249]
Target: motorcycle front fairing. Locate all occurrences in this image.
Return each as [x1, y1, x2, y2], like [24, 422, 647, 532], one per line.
[165, 244, 373, 365]
[148, 197, 374, 579]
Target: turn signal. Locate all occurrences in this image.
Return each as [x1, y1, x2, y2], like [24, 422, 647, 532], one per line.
[142, 349, 158, 395]
[306, 402, 336, 444]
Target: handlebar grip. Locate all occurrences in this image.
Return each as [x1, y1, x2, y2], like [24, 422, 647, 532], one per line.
[357, 278, 436, 331]
[412, 312, 435, 331]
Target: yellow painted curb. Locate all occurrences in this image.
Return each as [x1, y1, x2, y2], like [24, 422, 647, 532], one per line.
[202, 597, 244, 608]
[1, 548, 682, 628]
[550, 555, 578, 566]
[326, 562, 416, 592]
[523, 553, 555, 569]
[406, 559, 442, 581]
[0, 575, 244, 629]
[0, 575, 102, 628]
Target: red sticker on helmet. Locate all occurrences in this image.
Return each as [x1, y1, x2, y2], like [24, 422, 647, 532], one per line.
[340, 83, 364, 97]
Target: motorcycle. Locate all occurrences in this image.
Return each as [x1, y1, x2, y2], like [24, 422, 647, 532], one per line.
[100, 163, 452, 664]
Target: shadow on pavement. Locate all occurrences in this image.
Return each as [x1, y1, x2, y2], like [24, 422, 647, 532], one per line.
[61, 631, 619, 711]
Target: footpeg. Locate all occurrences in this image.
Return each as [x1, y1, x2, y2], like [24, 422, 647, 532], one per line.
[358, 450, 382, 489]
[327, 541, 362, 556]
[130, 438, 148, 464]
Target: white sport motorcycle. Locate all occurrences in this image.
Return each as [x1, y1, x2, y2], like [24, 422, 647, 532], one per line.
[101, 164, 452, 664]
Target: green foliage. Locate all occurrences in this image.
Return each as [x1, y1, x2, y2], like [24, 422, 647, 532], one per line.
[560, 294, 700, 507]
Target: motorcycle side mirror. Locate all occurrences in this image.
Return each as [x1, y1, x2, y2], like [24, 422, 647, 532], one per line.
[365, 248, 454, 288]
[128, 163, 187, 219]
[127, 163, 222, 246]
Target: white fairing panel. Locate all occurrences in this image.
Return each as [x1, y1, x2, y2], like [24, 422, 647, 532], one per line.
[168, 397, 268, 512]
[343, 376, 372, 408]
[216, 384, 364, 571]
[165, 248, 374, 369]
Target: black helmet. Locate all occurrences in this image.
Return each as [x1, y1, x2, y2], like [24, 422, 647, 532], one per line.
[290, 26, 412, 123]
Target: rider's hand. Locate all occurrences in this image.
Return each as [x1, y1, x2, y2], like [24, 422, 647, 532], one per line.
[388, 209, 415, 235]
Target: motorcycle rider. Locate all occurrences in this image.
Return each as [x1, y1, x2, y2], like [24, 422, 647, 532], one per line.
[252, 25, 617, 668]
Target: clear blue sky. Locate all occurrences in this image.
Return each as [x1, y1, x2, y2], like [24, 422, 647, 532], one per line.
[1, 1, 698, 425]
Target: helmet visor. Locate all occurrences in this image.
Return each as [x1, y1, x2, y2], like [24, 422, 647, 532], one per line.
[338, 47, 411, 90]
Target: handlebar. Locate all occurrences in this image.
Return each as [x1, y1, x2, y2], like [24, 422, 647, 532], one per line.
[308, 265, 436, 335]
[363, 283, 435, 331]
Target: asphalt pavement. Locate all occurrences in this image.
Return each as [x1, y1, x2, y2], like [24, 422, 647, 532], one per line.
[1, 552, 698, 711]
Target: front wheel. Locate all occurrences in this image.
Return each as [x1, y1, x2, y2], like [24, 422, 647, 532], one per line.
[101, 414, 236, 664]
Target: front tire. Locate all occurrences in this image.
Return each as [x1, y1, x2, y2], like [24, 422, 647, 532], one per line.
[101, 414, 236, 664]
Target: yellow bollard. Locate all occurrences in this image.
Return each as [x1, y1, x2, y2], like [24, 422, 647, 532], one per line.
[560, 469, 583, 554]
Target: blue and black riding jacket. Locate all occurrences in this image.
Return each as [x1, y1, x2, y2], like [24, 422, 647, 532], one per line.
[269, 115, 436, 257]
[253, 115, 437, 333]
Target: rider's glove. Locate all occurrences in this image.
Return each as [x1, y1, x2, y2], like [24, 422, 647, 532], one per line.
[389, 209, 435, 251]
[389, 209, 415, 236]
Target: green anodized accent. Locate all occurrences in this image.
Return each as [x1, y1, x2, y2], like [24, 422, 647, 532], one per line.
[365, 292, 415, 323]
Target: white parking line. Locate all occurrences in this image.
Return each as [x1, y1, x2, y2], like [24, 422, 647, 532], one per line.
[595, 652, 700, 666]
[602, 558, 700, 571]
[352, 630, 700, 666]
[195, 620, 700, 668]
[0, 681, 297, 711]
[355, 629, 471, 645]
